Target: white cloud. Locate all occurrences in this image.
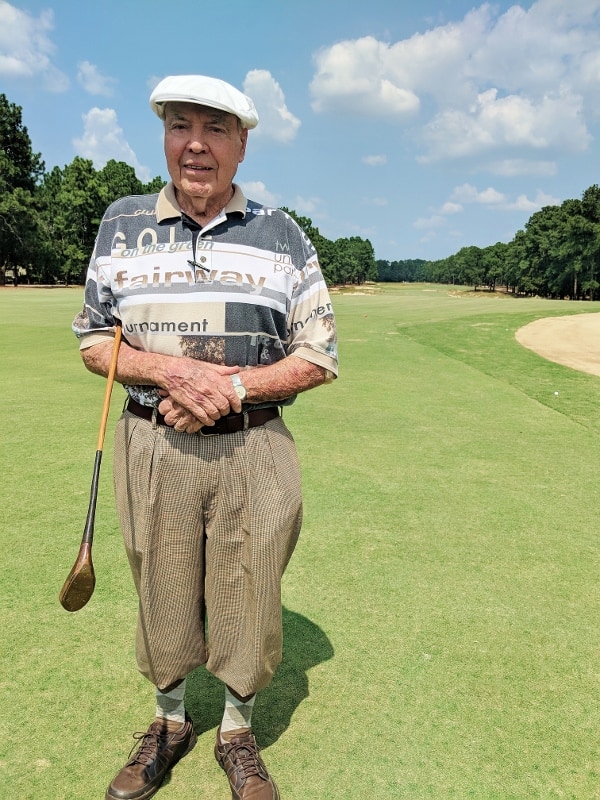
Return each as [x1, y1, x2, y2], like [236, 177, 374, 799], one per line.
[451, 184, 506, 205]
[77, 61, 117, 97]
[420, 87, 591, 163]
[73, 108, 150, 182]
[239, 181, 280, 207]
[0, 1, 68, 91]
[293, 195, 322, 215]
[448, 182, 560, 212]
[243, 70, 300, 143]
[309, 0, 599, 162]
[441, 202, 463, 215]
[362, 154, 387, 166]
[413, 215, 447, 230]
[147, 75, 163, 93]
[468, 1, 600, 100]
[488, 159, 557, 177]
[311, 36, 420, 118]
[503, 190, 561, 212]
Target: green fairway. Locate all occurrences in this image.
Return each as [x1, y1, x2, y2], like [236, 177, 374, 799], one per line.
[1, 284, 600, 799]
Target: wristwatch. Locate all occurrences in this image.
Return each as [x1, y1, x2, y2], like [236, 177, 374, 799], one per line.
[231, 374, 247, 401]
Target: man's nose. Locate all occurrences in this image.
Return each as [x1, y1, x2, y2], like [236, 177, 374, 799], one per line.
[188, 134, 208, 152]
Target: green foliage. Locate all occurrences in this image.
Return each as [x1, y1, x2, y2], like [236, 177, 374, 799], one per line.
[377, 258, 427, 282]
[9, 88, 598, 296]
[280, 207, 377, 286]
[425, 185, 600, 299]
[0, 96, 166, 286]
[0, 95, 47, 285]
[99, 159, 144, 205]
[0, 93, 45, 191]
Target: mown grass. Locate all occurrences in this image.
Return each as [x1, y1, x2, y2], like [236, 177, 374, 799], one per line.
[1, 284, 600, 799]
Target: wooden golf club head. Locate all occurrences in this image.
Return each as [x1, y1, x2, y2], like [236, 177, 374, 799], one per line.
[59, 542, 95, 612]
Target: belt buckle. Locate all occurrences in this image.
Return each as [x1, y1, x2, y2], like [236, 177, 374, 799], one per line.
[198, 425, 218, 437]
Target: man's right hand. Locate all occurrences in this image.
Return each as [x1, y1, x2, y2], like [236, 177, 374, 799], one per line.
[80, 339, 243, 427]
[157, 359, 242, 431]
[158, 358, 243, 426]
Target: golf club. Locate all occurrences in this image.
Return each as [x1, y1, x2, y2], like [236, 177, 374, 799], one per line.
[59, 322, 122, 612]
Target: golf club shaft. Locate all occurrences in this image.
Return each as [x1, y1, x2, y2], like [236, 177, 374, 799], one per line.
[96, 322, 123, 452]
[80, 323, 122, 546]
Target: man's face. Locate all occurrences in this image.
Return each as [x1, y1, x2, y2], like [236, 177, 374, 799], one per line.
[163, 102, 248, 209]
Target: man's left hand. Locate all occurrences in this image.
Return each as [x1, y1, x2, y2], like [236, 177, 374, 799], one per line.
[158, 393, 205, 433]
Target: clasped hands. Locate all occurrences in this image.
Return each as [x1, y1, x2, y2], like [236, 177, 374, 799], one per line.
[158, 360, 243, 434]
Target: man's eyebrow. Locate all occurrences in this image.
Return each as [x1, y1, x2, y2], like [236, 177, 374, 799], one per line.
[205, 112, 231, 125]
[167, 109, 232, 126]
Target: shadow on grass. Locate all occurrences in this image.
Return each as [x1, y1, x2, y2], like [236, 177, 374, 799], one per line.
[185, 606, 334, 747]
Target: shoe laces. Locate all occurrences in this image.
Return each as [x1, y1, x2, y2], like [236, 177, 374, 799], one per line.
[228, 737, 264, 779]
[128, 729, 162, 766]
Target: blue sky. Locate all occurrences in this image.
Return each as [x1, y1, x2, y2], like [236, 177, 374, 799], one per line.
[1, 0, 600, 262]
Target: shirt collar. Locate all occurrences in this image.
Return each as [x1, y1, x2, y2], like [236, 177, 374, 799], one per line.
[156, 182, 247, 223]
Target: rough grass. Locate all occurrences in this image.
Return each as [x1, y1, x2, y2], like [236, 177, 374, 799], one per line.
[1, 285, 600, 799]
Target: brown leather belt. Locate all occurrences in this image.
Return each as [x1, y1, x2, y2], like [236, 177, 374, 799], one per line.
[126, 397, 279, 435]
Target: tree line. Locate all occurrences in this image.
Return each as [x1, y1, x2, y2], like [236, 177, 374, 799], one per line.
[376, 185, 600, 299]
[0, 93, 377, 287]
[5, 91, 597, 295]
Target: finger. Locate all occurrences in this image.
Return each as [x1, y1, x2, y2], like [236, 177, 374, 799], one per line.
[171, 392, 229, 422]
[158, 397, 175, 417]
[173, 413, 197, 432]
[184, 420, 203, 434]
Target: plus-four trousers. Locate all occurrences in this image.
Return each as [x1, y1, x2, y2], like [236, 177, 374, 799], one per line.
[113, 411, 303, 696]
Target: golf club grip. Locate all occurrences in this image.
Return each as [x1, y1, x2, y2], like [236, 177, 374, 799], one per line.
[96, 322, 122, 451]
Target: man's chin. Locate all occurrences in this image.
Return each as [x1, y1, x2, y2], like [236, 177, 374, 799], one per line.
[181, 182, 213, 198]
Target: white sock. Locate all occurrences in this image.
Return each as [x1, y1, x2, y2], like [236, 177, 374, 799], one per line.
[220, 688, 256, 737]
[155, 678, 186, 724]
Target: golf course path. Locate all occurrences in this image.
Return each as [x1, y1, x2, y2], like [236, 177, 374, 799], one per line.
[515, 312, 600, 378]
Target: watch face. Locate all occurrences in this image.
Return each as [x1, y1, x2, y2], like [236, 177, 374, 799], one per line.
[235, 385, 247, 400]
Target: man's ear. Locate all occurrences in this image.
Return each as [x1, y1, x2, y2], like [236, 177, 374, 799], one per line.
[239, 128, 249, 163]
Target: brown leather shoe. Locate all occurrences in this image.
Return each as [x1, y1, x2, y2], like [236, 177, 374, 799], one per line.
[105, 714, 197, 800]
[215, 727, 280, 799]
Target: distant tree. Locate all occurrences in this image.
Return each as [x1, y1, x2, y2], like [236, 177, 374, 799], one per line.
[326, 237, 376, 285]
[47, 157, 105, 284]
[0, 93, 44, 192]
[98, 159, 144, 206]
[0, 95, 45, 284]
[280, 207, 337, 284]
[579, 185, 600, 300]
[503, 232, 527, 294]
[377, 259, 428, 282]
[142, 175, 167, 194]
[455, 246, 485, 289]
[481, 242, 508, 291]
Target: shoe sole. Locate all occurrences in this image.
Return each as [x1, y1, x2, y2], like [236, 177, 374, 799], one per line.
[105, 731, 197, 800]
[226, 781, 280, 800]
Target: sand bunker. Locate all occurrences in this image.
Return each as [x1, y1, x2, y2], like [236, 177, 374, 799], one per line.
[515, 313, 600, 378]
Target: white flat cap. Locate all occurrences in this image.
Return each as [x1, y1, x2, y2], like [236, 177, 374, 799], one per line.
[149, 75, 259, 129]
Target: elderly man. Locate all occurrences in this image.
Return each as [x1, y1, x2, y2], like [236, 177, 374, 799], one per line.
[72, 75, 338, 800]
